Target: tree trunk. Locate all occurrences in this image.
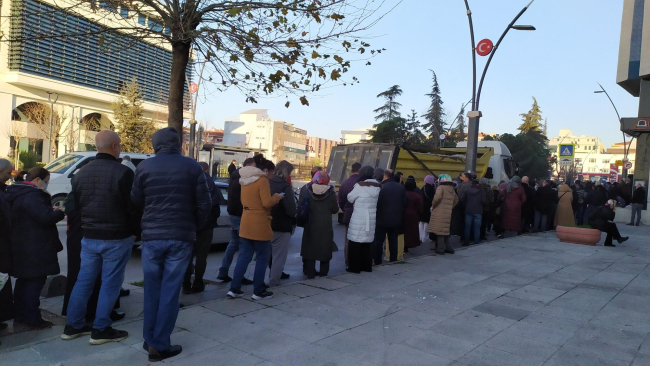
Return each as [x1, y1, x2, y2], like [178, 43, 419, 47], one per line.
[167, 42, 191, 144]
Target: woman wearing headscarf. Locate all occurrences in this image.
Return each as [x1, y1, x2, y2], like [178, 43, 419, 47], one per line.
[554, 182, 574, 227]
[7, 167, 65, 329]
[403, 176, 423, 251]
[419, 175, 436, 243]
[428, 174, 458, 254]
[300, 171, 339, 279]
[347, 166, 381, 273]
[0, 159, 14, 333]
[498, 176, 527, 238]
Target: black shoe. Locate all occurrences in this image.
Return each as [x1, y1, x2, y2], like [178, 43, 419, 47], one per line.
[226, 289, 244, 299]
[604, 243, 616, 247]
[148, 345, 183, 362]
[434, 250, 445, 255]
[617, 237, 629, 244]
[61, 325, 92, 340]
[25, 319, 55, 330]
[119, 288, 130, 297]
[191, 282, 205, 294]
[182, 283, 192, 295]
[241, 278, 254, 285]
[626, 223, 634, 226]
[480, 236, 488, 241]
[252, 291, 274, 300]
[462, 243, 469, 247]
[636, 224, 640, 226]
[110, 311, 126, 322]
[280, 272, 290, 280]
[89, 327, 128, 345]
[143, 342, 149, 351]
[445, 248, 455, 254]
[216, 275, 233, 283]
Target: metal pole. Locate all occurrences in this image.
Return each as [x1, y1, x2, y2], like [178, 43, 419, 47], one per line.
[595, 83, 627, 176]
[47, 92, 59, 161]
[464, 0, 535, 174]
[463, 0, 478, 174]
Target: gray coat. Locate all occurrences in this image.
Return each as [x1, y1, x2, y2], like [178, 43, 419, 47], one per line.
[300, 184, 339, 262]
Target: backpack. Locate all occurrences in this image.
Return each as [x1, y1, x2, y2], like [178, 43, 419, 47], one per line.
[576, 189, 587, 205]
[296, 186, 311, 228]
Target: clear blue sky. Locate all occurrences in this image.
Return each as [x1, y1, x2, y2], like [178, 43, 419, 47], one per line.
[196, 0, 636, 147]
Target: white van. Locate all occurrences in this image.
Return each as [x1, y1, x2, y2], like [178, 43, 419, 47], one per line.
[43, 152, 155, 208]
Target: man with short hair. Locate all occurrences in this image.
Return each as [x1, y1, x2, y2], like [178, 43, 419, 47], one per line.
[338, 162, 361, 266]
[228, 159, 237, 176]
[217, 157, 255, 283]
[629, 183, 646, 226]
[62, 130, 137, 345]
[183, 162, 223, 294]
[374, 169, 408, 264]
[121, 155, 136, 172]
[131, 127, 211, 362]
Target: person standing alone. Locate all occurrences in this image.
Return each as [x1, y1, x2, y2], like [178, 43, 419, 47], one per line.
[131, 127, 212, 362]
[628, 183, 645, 226]
[62, 130, 138, 344]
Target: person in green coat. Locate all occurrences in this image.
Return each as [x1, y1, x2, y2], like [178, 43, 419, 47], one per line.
[300, 171, 339, 279]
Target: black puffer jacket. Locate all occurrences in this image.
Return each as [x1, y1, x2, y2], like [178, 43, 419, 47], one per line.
[7, 182, 65, 278]
[131, 127, 212, 243]
[269, 176, 296, 232]
[200, 172, 223, 231]
[0, 184, 11, 274]
[227, 168, 243, 217]
[588, 205, 615, 231]
[73, 153, 138, 240]
[460, 184, 487, 215]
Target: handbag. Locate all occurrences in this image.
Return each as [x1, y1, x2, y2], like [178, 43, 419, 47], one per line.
[296, 188, 311, 228]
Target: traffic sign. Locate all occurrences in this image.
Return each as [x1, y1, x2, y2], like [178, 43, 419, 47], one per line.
[190, 82, 198, 93]
[558, 144, 575, 158]
[615, 160, 623, 166]
[624, 161, 633, 170]
[559, 158, 574, 167]
[476, 39, 493, 56]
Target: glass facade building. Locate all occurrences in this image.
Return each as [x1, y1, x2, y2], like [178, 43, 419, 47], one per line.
[8, 0, 188, 106]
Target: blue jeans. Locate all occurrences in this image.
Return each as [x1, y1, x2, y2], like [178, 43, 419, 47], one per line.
[218, 216, 241, 278]
[231, 238, 270, 294]
[464, 214, 482, 244]
[67, 237, 133, 330]
[142, 240, 192, 351]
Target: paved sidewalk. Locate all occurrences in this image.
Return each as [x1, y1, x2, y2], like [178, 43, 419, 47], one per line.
[2, 227, 650, 365]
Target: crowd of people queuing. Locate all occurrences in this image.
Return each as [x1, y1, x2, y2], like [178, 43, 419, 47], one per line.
[0, 126, 643, 361]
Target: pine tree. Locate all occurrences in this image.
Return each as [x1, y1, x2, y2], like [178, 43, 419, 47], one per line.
[373, 85, 403, 121]
[404, 109, 425, 146]
[518, 97, 544, 134]
[446, 103, 467, 146]
[113, 77, 158, 153]
[422, 70, 446, 149]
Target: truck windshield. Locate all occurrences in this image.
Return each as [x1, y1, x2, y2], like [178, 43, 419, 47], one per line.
[503, 157, 514, 179]
[44, 154, 84, 174]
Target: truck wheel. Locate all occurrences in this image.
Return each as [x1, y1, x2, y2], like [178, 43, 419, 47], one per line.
[52, 195, 66, 209]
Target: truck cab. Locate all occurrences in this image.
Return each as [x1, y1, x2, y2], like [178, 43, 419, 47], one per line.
[455, 141, 516, 186]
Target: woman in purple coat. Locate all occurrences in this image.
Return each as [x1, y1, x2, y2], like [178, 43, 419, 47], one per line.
[498, 176, 527, 238]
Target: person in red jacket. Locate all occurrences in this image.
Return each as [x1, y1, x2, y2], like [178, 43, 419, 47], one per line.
[499, 176, 527, 238]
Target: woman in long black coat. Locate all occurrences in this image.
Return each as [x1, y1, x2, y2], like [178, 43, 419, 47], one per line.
[0, 159, 14, 331]
[420, 175, 436, 243]
[7, 167, 65, 329]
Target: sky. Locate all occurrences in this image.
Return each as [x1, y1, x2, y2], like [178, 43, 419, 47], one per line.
[195, 0, 636, 147]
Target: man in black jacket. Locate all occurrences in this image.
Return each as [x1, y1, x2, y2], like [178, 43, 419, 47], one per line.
[628, 183, 646, 226]
[533, 180, 556, 232]
[268, 161, 297, 286]
[131, 127, 211, 362]
[183, 162, 223, 294]
[374, 169, 408, 264]
[62, 130, 137, 345]
[520, 176, 535, 233]
[217, 157, 255, 284]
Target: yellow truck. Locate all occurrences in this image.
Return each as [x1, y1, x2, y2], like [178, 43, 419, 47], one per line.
[327, 141, 517, 187]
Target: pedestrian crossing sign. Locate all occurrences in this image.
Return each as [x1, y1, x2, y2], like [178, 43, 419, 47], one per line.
[559, 144, 575, 158]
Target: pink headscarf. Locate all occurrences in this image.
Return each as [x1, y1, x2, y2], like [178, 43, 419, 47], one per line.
[424, 175, 435, 185]
[312, 171, 331, 185]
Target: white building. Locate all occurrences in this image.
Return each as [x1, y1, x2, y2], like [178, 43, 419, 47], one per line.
[0, 0, 184, 164]
[223, 109, 307, 163]
[548, 129, 636, 181]
[341, 127, 372, 145]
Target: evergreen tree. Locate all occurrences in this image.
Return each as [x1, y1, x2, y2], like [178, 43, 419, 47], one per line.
[373, 85, 403, 121]
[446, 103, 467, 146]
[422, 70, 446, 149]
[404, 109, 426, 146]
[113, 77, 158, 153]
[518, 97, 544, 134]
[370, 117, 406, 144]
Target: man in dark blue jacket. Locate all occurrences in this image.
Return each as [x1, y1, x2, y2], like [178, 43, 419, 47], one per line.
[62, 130, 136, 345]
[338, 162, 361, 267]
[131, 127, 211, 362]
[374, 169, 408, 264]
[183, 162, 223, 294]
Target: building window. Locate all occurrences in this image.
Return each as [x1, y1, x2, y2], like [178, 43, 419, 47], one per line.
[589, 158, 596, 163]
[148, 19, 163, 32]
[138, 13, 146, 25]
[120, 6, 129, 18]
[602, 159, 609, 163]
[99, 1, 116, 12]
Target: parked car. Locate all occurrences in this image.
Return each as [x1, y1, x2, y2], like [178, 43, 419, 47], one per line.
[44, 152, 154, 208]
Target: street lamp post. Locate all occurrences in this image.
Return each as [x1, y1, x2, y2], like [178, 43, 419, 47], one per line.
[594, 83, 632, 179]
[463, 0, 536, 174]
[47, 91, 59, 161]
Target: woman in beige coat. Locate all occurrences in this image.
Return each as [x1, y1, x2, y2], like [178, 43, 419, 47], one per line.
[428, 174, 458, 255]
[555, 183, 574, 227]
